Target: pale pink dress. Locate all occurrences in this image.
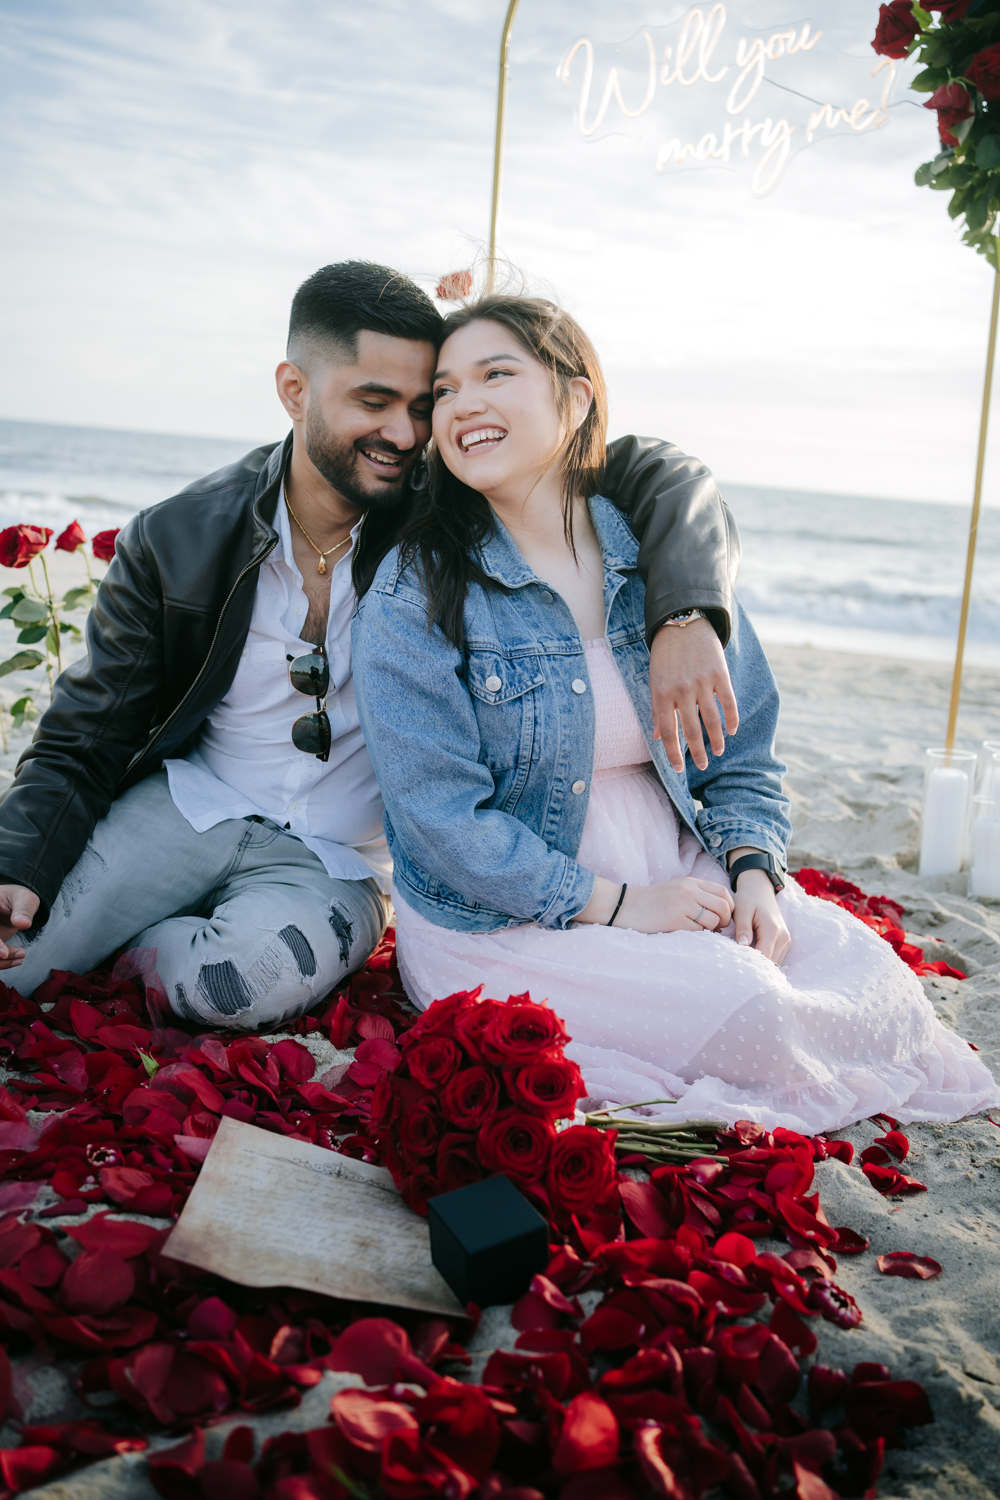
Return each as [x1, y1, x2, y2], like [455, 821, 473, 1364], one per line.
[393, 638, 999, 1133]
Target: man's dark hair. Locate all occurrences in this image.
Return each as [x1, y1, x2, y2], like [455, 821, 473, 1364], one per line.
[287, 260, 443, 365]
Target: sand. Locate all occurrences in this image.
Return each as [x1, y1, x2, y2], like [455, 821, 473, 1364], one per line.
[3, 637, 1000, 1498]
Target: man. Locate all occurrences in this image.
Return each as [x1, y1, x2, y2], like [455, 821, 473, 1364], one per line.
[0, 261, 741, 1030]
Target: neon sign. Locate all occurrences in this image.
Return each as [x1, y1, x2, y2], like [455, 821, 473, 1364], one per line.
[559, 5, 897, 197]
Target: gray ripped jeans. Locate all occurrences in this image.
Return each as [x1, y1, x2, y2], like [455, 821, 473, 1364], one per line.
[14, 771, 389, 1031]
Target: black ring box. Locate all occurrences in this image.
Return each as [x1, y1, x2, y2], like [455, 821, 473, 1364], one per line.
[427, 1174, 550, 1307]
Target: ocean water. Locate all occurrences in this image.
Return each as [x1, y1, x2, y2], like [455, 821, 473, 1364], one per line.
[0, 417, 997, 668]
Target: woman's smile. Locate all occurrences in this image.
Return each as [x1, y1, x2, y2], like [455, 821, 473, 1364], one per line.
[456, 424, 508, 453]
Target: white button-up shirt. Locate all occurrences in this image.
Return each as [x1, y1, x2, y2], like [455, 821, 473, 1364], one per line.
[164, 493, 390, 888]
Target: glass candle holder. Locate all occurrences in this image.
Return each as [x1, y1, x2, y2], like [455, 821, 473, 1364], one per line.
[971, 793, 1000, 899]
[977, 745, 1000, 801]
[918, 748, 977, 878]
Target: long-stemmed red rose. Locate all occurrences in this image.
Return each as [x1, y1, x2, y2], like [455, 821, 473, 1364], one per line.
[0, 525, 52, 569]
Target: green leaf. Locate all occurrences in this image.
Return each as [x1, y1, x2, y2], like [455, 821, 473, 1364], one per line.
[136, 1049, 159, 1079]
[911, 2, 933, 25]
[966, 191, 991, 231]
[1, 588, 23, 599]
[10, 598, 48, 625]
[0, 604, 15, 621]
[62, 586, 95, 611]
[45, 624, 59, 656]
[10, 697, 37, 729]
[58, 621, 81, 638]
[976, 134, 1000, 170]
[924, 32, 956, 65]
[0, 651, 44, 679]
[910, 66, 947, 92]
[16, 626, 47, 645]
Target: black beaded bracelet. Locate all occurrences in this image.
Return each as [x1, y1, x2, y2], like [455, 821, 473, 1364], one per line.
[607, 882, 628, 927]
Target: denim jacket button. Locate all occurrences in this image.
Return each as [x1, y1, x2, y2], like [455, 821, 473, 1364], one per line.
[540, 590, 554, 603]
[710, 835, 722, 847]
[571, 780, 586, 794]
[571, 679, 587, 694]
[484, 675, 502, 692]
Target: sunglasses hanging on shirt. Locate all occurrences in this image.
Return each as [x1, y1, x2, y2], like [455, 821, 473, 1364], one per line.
[287, 645, 332, 761]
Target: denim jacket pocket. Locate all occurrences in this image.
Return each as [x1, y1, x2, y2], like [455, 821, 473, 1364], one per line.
[466, 650, 546, 809]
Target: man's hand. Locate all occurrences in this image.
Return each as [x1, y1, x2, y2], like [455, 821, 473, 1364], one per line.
[0, 885, 39, 969]
[649, 616, 738, 772]
[733, 869, 790, 963]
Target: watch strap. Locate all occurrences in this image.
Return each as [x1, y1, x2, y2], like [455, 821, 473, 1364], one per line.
[729, 852, 785, 894]
[662, 608, 706, 628]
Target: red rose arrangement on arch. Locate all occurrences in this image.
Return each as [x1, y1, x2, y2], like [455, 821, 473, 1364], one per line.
[872, 0, 1000, 264]
[372, 988, 619, 1224]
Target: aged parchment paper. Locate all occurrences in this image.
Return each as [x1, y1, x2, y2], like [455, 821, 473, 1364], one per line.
[164, 1116, 463, 1316]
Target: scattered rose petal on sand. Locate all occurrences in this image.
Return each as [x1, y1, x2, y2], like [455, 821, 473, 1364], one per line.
[876, 1251, 942, 1280]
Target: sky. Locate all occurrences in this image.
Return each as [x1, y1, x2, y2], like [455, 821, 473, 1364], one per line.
[2, 0, 999, 506]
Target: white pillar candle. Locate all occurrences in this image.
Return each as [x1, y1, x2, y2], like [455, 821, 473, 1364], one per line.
[919, 766, 970, 877]
[971, 814, 1000, 898]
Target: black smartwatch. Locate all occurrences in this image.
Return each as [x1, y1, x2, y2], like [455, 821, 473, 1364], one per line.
[729, 851, 785, 894]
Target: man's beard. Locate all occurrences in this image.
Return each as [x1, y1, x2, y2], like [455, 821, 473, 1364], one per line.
[303, 408, 419, 514]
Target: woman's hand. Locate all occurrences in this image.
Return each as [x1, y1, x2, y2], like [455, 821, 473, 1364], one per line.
[577, 875, 734, 934]
[733, 869, 790, 962]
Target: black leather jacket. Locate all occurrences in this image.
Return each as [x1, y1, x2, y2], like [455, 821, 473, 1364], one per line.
[0, 433, 740, 920]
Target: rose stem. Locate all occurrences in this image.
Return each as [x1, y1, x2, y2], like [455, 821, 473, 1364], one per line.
[38, 553, 62, 674]
[587, 1097, 679, 1115]
[27, 561, 55, 696]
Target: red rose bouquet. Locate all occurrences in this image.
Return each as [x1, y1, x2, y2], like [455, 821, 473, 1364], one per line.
[372, 988, 617, 1223]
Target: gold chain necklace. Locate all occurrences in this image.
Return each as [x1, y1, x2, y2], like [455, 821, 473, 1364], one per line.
[285, 497, 352, 575]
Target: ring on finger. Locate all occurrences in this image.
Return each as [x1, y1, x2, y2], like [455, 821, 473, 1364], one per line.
[695, 905, 707, 927]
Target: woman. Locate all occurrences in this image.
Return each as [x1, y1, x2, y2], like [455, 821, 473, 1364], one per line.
[352, 294, 998, 1133]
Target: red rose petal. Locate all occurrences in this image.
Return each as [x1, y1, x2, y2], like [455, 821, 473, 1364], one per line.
[327, 1318, 422, 1388]
[187, 1297, 239, 1341]
[793, 1457, 840, 1500]
[552, 1391, 619, 1475]
[0, 1220, 41, 1269]
[269, 1039, 315, 1083]
[98, 1166, 154, 1205]
[331, 1388, 419, 1451]
[874, 1130, 909, 1162]
[876, 1251, 942, 1280]
[18, 1245, 70, 1288]
[67, 1213, 160, 1259]
[0, 1183, 40, 1215]
[830, 1226, 870, 1254]
[619, 1180, 672, 1240]
[61, 1248, 135, 1316]
[769, 1299, 818, 1358]
[0, 1445, 63, 1492]
[862, 1163, 927, 1196]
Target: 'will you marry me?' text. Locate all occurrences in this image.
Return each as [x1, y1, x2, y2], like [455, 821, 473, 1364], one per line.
[560, 4, 897, 197]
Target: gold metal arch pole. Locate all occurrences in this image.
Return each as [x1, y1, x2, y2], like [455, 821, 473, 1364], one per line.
[488, 0, 522, 293]
[946, 256, 1000, 751]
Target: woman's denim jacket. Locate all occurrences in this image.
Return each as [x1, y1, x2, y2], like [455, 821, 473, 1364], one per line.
[352, 495, 790, 934]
